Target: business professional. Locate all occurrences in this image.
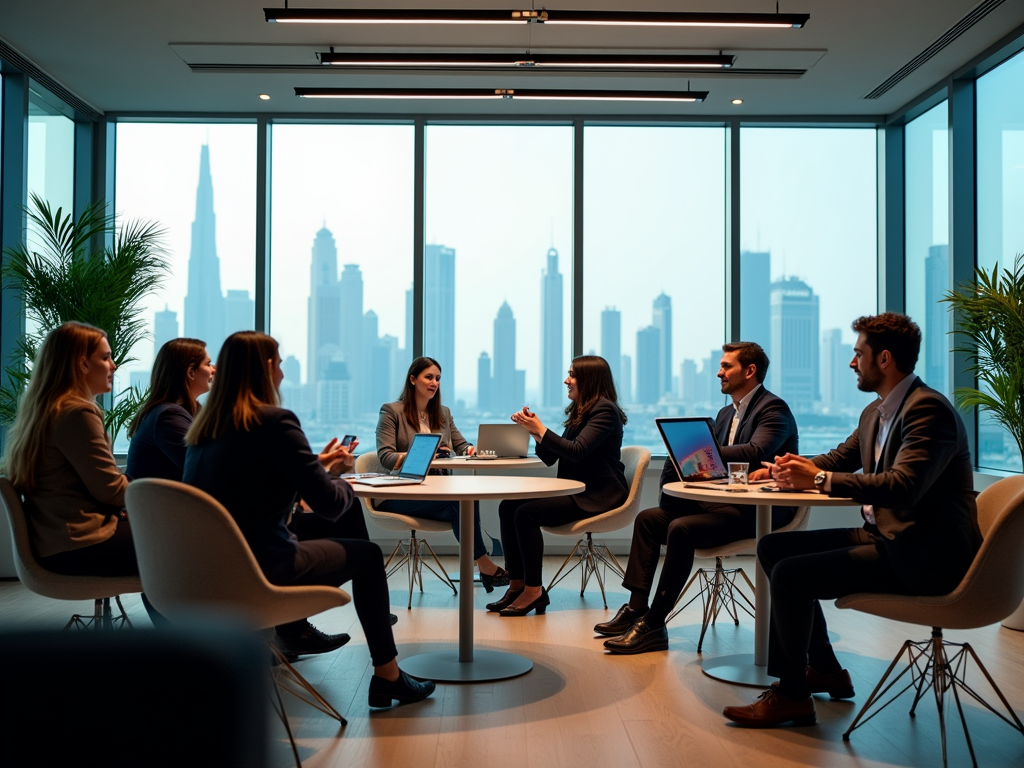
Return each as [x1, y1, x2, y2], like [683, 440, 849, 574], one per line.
[600, 342, 799, 654]
[723, 313, 981, 727]
[3, 322, 132, 575]
[184, 332, 435, 708]
[375, 356, 508, 590]
[488, 355, 629, 617]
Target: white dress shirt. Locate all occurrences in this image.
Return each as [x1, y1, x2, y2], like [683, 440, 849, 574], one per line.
[728, 384, 762, 446]
[861, 373, 918, 524]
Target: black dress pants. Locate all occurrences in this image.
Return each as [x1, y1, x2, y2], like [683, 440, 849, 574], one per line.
[499, 496, 586, 586]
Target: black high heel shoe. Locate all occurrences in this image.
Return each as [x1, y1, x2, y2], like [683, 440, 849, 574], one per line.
[479, 566, 510, 593]
[486, 586, 523, 612]
[499, 587, 550, 617]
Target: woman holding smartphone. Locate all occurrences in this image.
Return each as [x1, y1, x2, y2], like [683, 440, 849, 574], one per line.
[488, 355, 628, 616]
[183, 332, 434, 708]
[375, 357, 508, 590]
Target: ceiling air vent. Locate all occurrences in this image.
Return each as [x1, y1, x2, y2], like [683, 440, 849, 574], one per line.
[0, 37, 103, 121]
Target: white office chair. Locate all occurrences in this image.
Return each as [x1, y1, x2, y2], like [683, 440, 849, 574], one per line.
[1, 477, 142, 630]
[666, 505, 811, 652]
[542, 446, 651, 608]
[354, 451, 458, 608]
[125, 479, 351, 768]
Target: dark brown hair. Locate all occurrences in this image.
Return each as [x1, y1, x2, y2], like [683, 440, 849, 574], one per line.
[398, 356, 446, 431]
[721, 341, 770, 383]
[186, 332, 280, 445]
[564, 355, 627, 429]
[851, 313, 921, 374]
[128, 338, 207, 438]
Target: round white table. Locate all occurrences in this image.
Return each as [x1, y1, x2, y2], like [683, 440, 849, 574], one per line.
[662, 482, 854, 687]
[351, 474, 583, 682]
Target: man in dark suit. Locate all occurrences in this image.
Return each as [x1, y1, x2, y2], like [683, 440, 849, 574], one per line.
[599, 341, 799, 654]
[723, 312, 981, 727]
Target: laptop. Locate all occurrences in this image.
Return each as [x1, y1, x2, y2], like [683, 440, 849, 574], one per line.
[656, 417, 731, 484]
[352, 433, 442, 487]
[472, 423, 531, 459]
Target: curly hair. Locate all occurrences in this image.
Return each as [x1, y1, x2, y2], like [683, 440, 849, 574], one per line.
[851, 313, 921, 374]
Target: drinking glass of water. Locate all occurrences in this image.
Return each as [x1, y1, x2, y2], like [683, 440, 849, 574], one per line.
[727, 462, 749, 486]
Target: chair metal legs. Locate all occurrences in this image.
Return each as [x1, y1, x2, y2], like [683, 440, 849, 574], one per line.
[546, 533, 624, 609]
[63, 596, 134, 630]
[383, 532, 458, 609]
[665, 557, 755, 652]
[269, 644, 347, 768]
[843, 627, 1024, 768]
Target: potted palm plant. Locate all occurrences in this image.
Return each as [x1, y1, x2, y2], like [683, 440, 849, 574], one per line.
[1, 193, 169, 443]
[944, 252, 1024, 631]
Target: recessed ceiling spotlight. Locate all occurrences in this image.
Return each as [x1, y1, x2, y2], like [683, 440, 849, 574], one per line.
[259, 93, 271, 100]
[731, 98, 743, 105]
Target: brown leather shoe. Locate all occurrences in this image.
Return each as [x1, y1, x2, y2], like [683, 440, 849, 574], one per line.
[770, 666, 855, 700]
[723, 689, 816, 727]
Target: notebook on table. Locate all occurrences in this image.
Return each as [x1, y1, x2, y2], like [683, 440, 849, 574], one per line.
[352, 433, 442, 487]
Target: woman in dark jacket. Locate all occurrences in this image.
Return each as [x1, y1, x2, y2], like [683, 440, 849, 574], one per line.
[182, 331, 434, 708]
[488, 355, 628, 616]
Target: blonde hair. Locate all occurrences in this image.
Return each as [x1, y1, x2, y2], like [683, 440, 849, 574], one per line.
[2, 322, 108, 491]
[186, 331, 280, 445]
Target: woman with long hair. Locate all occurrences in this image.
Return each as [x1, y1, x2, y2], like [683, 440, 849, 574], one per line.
[2, 322, 132, 575]
[375, 356, 508, 590]
[126, 338, 213, 481]
[183, 332, 434, 707]
[487, 355, 629, 616]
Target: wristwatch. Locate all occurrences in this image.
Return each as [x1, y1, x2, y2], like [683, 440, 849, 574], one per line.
[814, 471, 827, 489]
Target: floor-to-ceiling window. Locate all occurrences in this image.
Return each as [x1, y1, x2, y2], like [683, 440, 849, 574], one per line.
[27, 87, 74, 215]
[423, 124, 573, 449]
[740, 127, 878, 456]
[905, 102, 950, 398]
[114, 122, 256, 450]
[268, 123, 414, 448]
[976, 50, 1024, 472]
[582, 125, 727, 453]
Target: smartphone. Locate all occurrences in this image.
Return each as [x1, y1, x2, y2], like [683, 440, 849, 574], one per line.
[341, 434, 356, 448]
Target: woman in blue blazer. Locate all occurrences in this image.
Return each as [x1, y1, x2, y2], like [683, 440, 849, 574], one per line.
[488, 355, 629, 616]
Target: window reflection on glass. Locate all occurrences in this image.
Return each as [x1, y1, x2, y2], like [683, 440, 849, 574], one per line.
[583, 126, 727, 454]
[113, 123, 257, 451]
[424, 125, 573, 449]
[905, 102, 949, 398]
[977, 50, 1024, 472]
[268, 124, 414, 448]
[741, 128, 878, 456]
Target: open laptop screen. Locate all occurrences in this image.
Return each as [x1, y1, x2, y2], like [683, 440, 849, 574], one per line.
[399, 433, 442, 478]
[656, 417, 728, 482]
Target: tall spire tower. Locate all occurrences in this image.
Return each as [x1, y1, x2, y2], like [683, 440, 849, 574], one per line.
[184, 144, 226, 357]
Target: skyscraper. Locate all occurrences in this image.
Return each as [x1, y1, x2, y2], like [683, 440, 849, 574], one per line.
[652, 293, 673, 397]
[740, 250, 771, 349]
[153, 306, 178, 359]
[541, 247, 564, 407]
[925, 244, 949, 392]
[424, 244, 456, 376]
[339, 264, 366, 413]
[306, 227, 341, 388]
[224, 289, 254, 334]
[636, 325, 661, 405]
[680, 359, 698, 408]
[492, 302, 525, 415]
[601, 306, 621, 381]
[769, 277, 820, 411]
[183, 144, 226, 357]
[820, 328, 856, 410]
[477, 351, 492, 412]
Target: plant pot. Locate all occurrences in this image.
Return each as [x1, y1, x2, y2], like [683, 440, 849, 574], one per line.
[1002, 596, 1024, 631]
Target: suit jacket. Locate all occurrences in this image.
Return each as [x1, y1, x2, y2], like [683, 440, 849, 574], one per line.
[23, 401, 127, 558]
[658, 385, 800, 509]
[126, 402, 192, 482]
[182, 406, 356, 584]
[536, 398, 629, 514]
[375, 400, 471, 472]
[815, 377, 981, 568]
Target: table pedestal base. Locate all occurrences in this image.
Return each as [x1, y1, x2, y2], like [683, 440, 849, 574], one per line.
[400, 649, 533, 682]
[701, 653, 777, 688]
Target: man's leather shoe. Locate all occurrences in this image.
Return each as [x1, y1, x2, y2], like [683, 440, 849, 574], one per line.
[722, 689, 816, 727]
[594, 604, 644, 636]
[368, 670, 436, 708]
[276, 620, 350, 661]
[770, 666, 855, 700]
[603, 617, 669, 654]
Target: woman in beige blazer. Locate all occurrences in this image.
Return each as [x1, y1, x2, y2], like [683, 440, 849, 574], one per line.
[375, 357, 508, 591]
[2, 322, 133, 576]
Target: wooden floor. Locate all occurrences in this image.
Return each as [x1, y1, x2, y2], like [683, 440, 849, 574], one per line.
[3, 555, 1024, 768]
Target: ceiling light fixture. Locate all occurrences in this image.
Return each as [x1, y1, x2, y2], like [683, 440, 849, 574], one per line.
[317, 52, 735, 70]
[259, 93, 271, 100]
[731, 98, 743, 104]
[267, 8, 809, 29]
[294, 87, 709, 102]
